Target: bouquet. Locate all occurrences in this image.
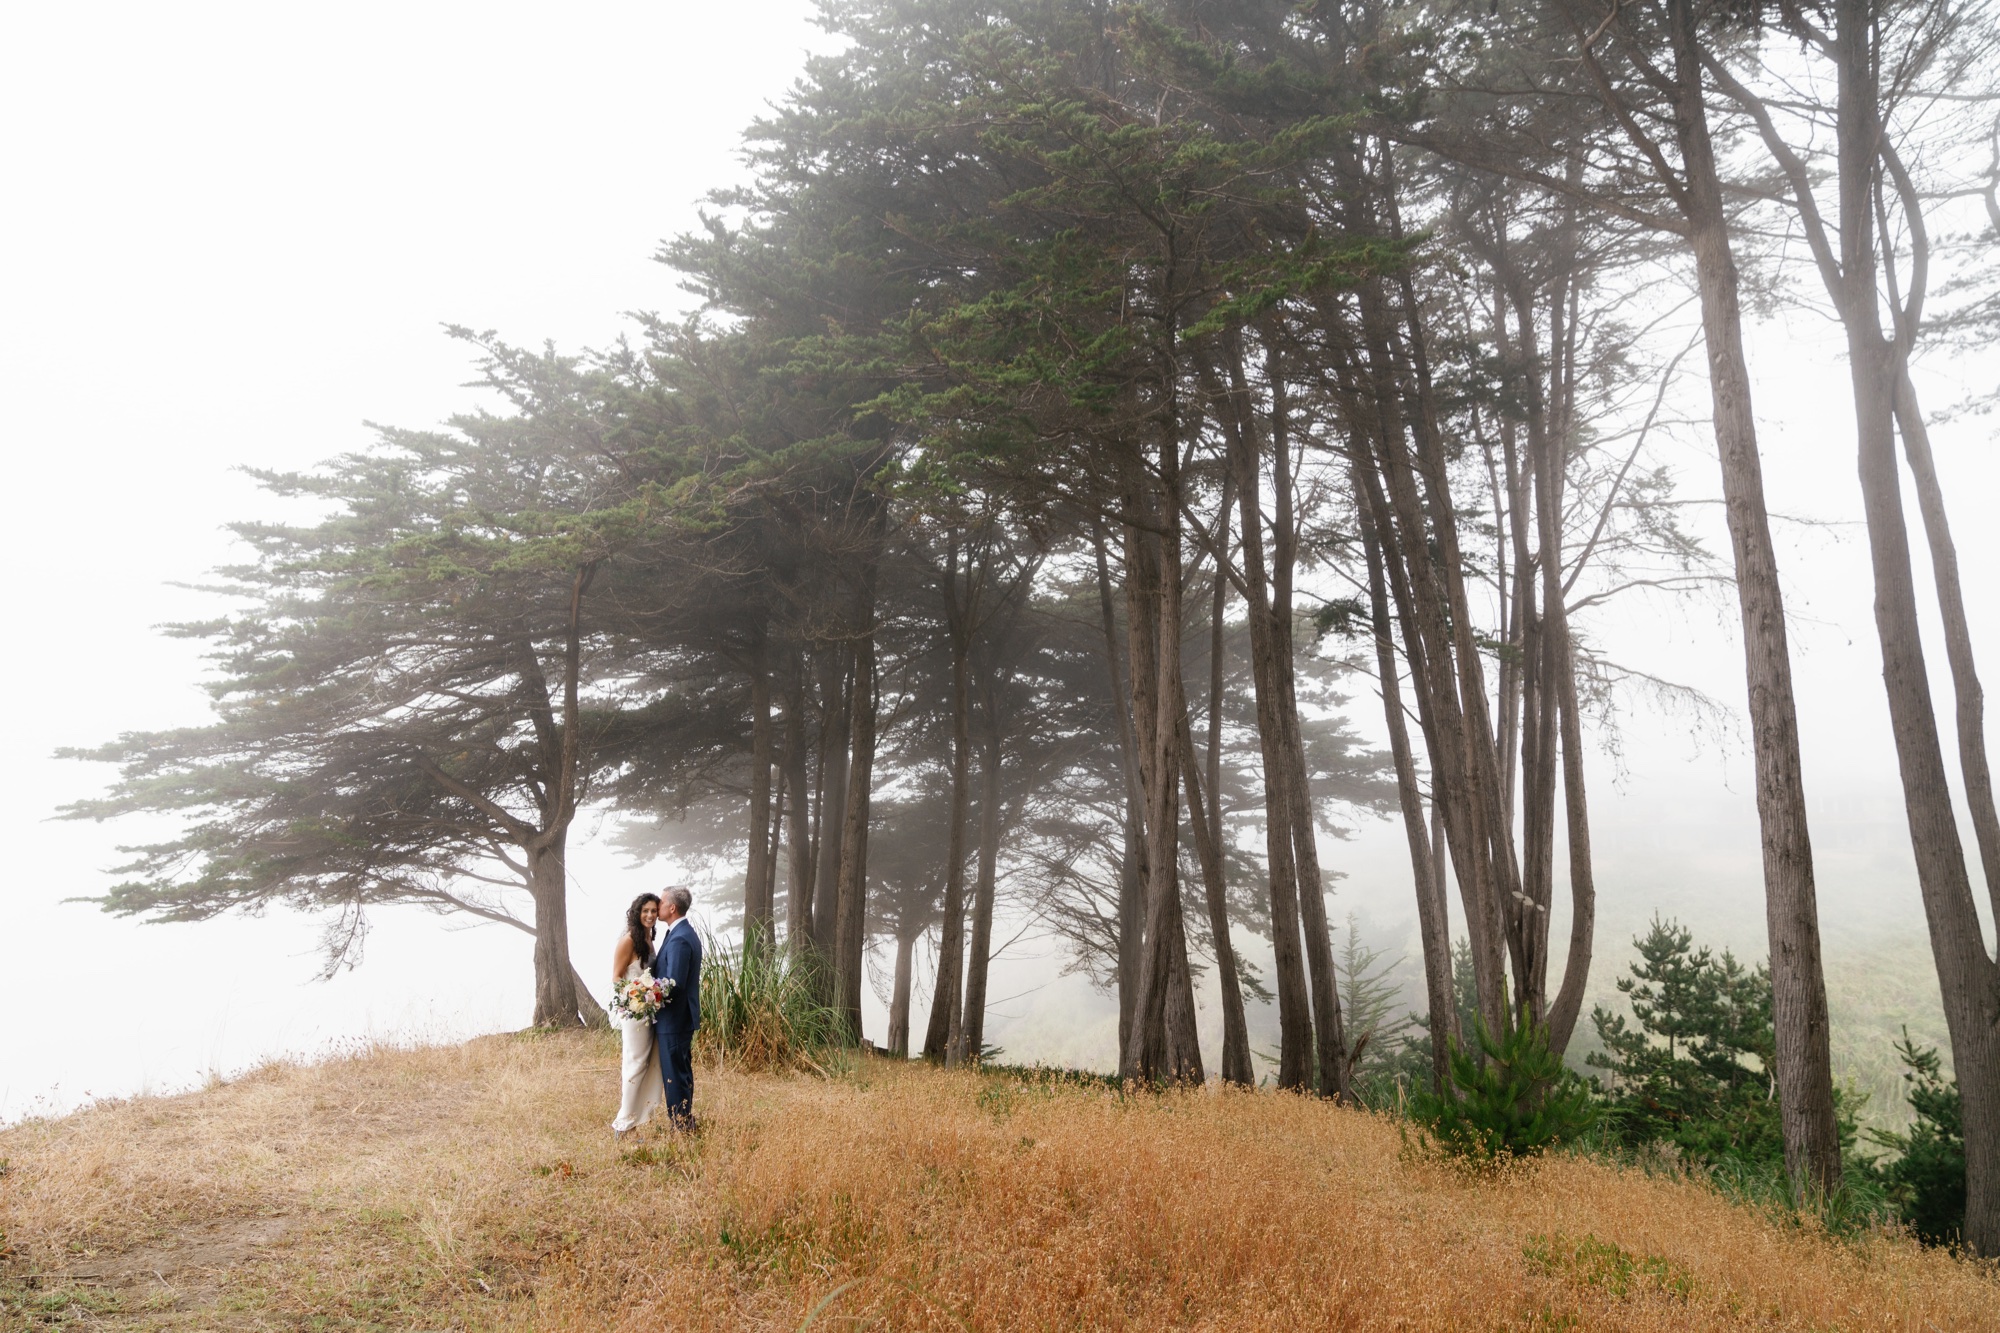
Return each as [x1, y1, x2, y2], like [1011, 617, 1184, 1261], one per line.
[611, 971, 677, 1023]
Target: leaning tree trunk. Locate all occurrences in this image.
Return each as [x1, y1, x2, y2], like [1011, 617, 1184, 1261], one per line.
[1178, 684, 1253, 1086]
[1546, 629, 1597, 1058]
[567, 963, 611, 1029]
[1344, 299, 1508, 1041]
[1849, 325, 2000, 1251]
[1894, 372, 2000, 929]
[1267, 368, 1350, 1098]
[1829, 0, 2000, 1247]
[1667, 0, 1842, 1201]
[1359, 500, 1455, 1092]
[1894, 373, 2000, 1254]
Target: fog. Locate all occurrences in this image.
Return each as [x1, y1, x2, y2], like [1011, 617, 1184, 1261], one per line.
[3, 1, 1994, 1123]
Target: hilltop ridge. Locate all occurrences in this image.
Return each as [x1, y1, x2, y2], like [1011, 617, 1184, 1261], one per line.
[1, 1032, 1992, 1330]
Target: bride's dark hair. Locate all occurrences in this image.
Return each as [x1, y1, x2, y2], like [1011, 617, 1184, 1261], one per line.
[625, 893, 662, 970]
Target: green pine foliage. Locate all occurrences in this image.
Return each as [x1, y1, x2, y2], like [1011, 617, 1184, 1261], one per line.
[1406, 1010, 1599, 1161]
[1340, 925, 1483, 1110]
[1367, 938, 1481, 1106]
[1337, 915, 1418, 1106]
[1586, 918, 1786, 1166]
[1864, 1031, 1967, 1246]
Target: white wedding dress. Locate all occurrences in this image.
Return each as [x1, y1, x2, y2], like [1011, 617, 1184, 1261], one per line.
[612, 956, 665, 1133]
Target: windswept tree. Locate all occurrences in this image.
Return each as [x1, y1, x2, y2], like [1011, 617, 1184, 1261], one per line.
[63, 338, 636, 1026]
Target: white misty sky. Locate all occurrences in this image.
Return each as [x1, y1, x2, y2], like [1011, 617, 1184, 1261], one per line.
[1, 1, 1993, 1119]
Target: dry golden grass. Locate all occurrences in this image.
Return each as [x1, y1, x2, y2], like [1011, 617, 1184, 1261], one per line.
[1, 1032, 1993, 1331]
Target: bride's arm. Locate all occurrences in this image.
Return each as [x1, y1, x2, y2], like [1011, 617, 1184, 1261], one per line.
[613, 935, 636, 984]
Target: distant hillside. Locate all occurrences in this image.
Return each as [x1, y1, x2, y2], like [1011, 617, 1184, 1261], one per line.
[2, 1034, 1992, 1330]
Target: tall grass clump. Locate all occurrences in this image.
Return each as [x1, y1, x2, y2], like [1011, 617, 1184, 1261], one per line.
[694, 933, 848, 1075]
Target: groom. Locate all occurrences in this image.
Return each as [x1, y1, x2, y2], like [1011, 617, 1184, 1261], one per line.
[653, 886, 703, 1130]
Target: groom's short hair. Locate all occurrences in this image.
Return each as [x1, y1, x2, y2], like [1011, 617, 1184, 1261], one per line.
[666, 886, 693, 917]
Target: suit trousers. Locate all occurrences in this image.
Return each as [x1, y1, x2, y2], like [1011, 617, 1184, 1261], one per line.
[656, 1027, 695, 1127]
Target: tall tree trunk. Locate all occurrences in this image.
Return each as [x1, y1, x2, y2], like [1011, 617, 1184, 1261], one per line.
[1353, 195, 1522, 1037]
[1114, 817, 1144, 1068]
[887, 929, 915, 1059]
[1512, 289, 1560, 1024]
[954, 699, 1004, 1066]
[1360, 499, 1455, 1091]
[514, 563, 597, 1029]
[1830, 0, 1999, 1248]
[1120, 508, 1166, 1080]
[1346, 293, 1509, 1040]
[812, 645, 849, 964]
[1267, 367, 1350, 1098]
[527, 837, 581, 1028]
[1214, 345, 1313, 1087]
[1896, 376, 2000, 1254]
[767, 712, 787, 921]
[833, 618, 878, 1044]
[1895, 371, 2000, 929]
[1179, 685, 1252, 1086]
[1546, 631, 1597, 1058]
[1094, 526, 1149, 1070]
[1667, 0, 1841, 1200]
[1205, 488, 1231, 865]
[1851, 332, 2000, 1245]
[1535, 230, 1596, 1059]
[1118, 476, 1203, 1086]
[925, 567, 975, 1063]
[744, 647, 776, 944]
[1533, 330, 1595, 1058]
[784, 667, 813, 957]
[1199, 494, 1254, 1087]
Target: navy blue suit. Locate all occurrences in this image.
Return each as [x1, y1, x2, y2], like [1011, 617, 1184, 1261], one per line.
[653, 917, 702, 1126]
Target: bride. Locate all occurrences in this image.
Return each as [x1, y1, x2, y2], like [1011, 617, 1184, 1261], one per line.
[611, 892, 666, 1136]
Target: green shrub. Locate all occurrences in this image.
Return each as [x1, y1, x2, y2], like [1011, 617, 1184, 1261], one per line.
[695, 934, 849, 1075]
[1864, 1029, 1965, 1246]
[1586, 918, 1785, 1167]
[1406, 1008, 1598, 1161]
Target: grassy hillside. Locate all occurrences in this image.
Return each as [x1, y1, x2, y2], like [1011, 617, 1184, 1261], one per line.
[1, 1033, 1993, 1331]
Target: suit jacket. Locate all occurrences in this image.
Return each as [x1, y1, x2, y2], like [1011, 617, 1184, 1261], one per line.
[655, 917, 703, 1039]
